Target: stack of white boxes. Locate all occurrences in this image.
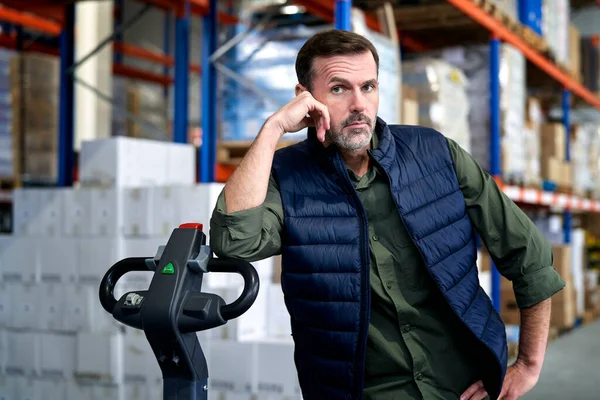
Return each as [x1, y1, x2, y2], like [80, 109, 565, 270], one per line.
[401, 58, 472, 153]
[438, 44, 526, 181]
[543, 0, 569, 65]
[0, 136, 300, 400]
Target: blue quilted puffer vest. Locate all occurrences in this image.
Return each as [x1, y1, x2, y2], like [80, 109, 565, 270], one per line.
[271, 118, 508, 400]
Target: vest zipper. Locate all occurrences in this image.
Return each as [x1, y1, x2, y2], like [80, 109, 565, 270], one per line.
[368, 150, 504, 399]
[334, 153, 370, 400]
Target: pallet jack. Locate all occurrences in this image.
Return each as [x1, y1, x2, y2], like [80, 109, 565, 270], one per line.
[99, 223, 260, 400]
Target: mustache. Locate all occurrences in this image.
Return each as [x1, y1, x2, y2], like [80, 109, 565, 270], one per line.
[343, 114, 372, 127]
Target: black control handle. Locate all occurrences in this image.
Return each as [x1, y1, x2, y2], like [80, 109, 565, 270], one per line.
[99, 257, 150, 314]
[207, 258, 260, 321]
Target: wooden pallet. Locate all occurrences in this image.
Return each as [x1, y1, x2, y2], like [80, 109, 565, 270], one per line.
[468, 0, 551, 54]
[217, 140, 299, 165]
[0, 178, 18, 190]
[393, 4, 472, 31]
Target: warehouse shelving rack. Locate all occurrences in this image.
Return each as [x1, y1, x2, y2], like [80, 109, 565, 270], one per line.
[0, 0, 600, 315]
[0, 0, 228, 189]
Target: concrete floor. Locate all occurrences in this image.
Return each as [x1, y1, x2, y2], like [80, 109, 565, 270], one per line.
[523, 319, 600, 400]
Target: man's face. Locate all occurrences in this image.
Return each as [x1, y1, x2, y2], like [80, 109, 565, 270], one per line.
[302, 51, 379, 151]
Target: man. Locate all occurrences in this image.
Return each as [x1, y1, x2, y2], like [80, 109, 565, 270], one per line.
[209, 29, 565, 400]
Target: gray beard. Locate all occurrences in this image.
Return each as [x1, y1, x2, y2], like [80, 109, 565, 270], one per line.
[325, 125, 374, 151]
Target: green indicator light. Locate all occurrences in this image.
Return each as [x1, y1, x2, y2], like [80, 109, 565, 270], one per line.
[161, 262, 175, 275]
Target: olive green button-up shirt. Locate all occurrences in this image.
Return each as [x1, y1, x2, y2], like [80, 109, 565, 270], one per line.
[209, 133, 565, 400]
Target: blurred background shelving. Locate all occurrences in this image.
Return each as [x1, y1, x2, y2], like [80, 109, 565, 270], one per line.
[0, 0, 599, 398]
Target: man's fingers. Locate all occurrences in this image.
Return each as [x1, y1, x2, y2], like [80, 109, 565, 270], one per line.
[306, 97, 330, 131]
[461, 381, 484, 400]
[470, 388, 489, 400]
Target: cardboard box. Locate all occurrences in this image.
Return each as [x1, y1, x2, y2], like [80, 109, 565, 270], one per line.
[541, 124, 566, 160]
[273, 255, 282, 284]
[552, 245, 572, 280]
[79, 136, 169, 188]
[39, 237, 78, 283]
[477, 250, 491, 272]
[540, 157, 564, 183]
[36, 189, 64, 237]
[217, 282, 268, 342]
[256, 339, 302, 398]
[123, 328, 160, 383]
[562, 161, 572, 188]
[551, 278, 576, 329]
[39, 283, 66, 332]
[11, 283, 41, 330]
[0, 236, 39, 282]
[267, 284, 292, 338]
[64, 284, 118, 333]
[166, 143, 196, 186]
[122, 187, 155, 237]
[39, 333, 76, 378]
[177, 184, 224, 241]
[6, 331, 40, 376]
[78, 238, 125, 284]
[11, 188, 42, 236]
[585, 287, 600, 313]
[208, 340, 258, 394]
[0, 282, 11, 327]
[569, 24, 581, 82]
[62, 188, 93, 237]
[151, 186, 181, 237]
[89, 187, 124, 237]
[0, 374, 17, 400]
[75, 332, 123, 384]
[401, 86, 419, 125]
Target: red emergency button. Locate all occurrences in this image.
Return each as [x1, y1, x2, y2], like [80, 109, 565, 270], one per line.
[179, 223, 204, 231]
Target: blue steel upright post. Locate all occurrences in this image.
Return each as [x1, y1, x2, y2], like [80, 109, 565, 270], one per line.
[489, 36, 501, 311]
[114, 0, 123, 64]
[58, 4, 75, 187]
[335, 0, 352, 30]
[563, 89, 571, 244]
[200, 0, 218, 182]
[174, 4, 190, 144]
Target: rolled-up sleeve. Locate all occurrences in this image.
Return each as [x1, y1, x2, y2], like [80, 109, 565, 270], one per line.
[209, 173, 284, 261]
[446, 138, 566, 309]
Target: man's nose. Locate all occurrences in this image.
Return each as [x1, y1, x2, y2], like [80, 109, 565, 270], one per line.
[350, 90, 367, 113]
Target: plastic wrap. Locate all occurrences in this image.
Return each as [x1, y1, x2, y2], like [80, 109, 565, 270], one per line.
[437, 44, 526, 181]
[0, 49, 14, 179]
[524, 98, 543, 186]
[10, 53, 60, 184]
[220, 22, 401, 142]
[112, 77, 169, 141]
[542, 0, 569, 65]
[401, 58, 471, 153]
[572, 124, 600, 198]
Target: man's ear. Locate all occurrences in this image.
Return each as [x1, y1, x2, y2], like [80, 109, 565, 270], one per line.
[295, 84, 308, 96]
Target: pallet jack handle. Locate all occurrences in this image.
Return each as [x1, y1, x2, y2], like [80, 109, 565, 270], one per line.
[98, 222, 260, 400]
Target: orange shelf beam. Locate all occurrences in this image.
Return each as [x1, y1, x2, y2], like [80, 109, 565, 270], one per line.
[445, 0, 600, 109]
[187, 0, 239, 24]
[292, 0, 428, 52]
[114, 42, 202, 74]
[113, 63, 173, 86]
[499, 183, 600, 213]
[134, 0, 238, 23]
[0, 32, 59, 56]
[0, 5, 62, 36]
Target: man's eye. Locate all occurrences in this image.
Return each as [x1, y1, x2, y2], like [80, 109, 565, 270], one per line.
[364, 84, 375, 91]
[332, 86, 343, 94]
